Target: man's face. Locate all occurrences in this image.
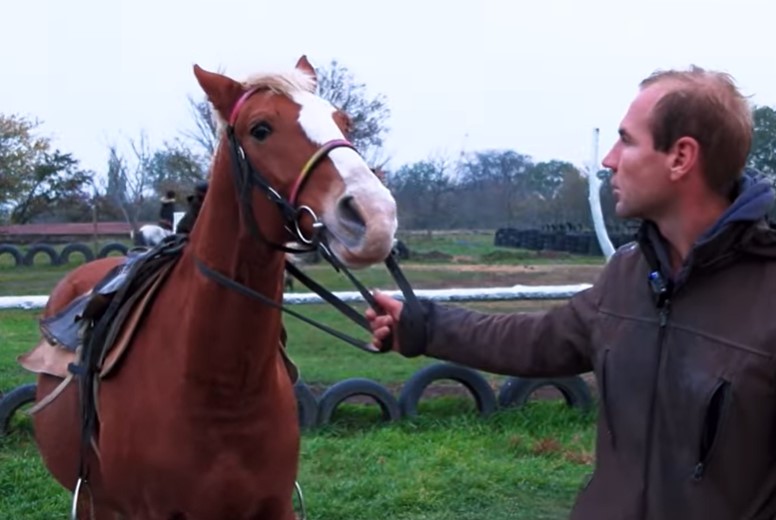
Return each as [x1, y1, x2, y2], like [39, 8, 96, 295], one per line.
[602, 84, 674, 220]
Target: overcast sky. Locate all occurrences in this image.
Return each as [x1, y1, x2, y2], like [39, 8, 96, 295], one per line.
[3, 0, 774, 177]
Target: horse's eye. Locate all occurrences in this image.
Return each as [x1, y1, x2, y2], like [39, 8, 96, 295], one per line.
[250, 122, 273, 142]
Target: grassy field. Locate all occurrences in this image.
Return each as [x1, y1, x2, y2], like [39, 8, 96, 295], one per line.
[0, 231, 603, 519]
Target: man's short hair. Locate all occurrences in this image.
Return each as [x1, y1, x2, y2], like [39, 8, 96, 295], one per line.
[640, 66, 753, 195]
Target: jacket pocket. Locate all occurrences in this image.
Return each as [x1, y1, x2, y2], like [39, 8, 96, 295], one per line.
[598, 348, 616, 448]
[692, 378, 731, 481]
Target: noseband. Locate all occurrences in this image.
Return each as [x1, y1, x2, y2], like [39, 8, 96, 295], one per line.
[196, 86, 422, 354]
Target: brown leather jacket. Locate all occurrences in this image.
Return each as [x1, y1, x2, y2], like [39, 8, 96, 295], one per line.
[398, 177, 776, 519]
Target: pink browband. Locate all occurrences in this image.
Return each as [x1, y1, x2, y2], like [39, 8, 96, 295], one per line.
[229, 86, 262, 127]
[228, 88, 357, 206]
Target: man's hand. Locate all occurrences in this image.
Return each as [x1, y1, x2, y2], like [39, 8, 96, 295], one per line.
[365, 291, 404, 352]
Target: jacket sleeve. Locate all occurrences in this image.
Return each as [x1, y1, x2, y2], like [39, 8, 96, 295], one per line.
[397, 281, 600, 378]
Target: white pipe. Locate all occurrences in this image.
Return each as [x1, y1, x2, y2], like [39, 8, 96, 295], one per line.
[586, 128, 615, 260]
[0, 284, 593, 311]
[0, 296, 48, 310]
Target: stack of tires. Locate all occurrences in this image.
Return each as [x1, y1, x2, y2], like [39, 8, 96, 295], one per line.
[293, 363, 593, 430]
[0, 383, 37, 437]
[1, 366, 593, 436]
[0, 242, 130, 267]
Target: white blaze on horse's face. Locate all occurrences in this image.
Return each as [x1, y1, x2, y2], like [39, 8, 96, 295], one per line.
[292, 90, 398, 268]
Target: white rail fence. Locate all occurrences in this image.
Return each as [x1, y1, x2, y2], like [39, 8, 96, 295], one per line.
[0, 284, 591, 311]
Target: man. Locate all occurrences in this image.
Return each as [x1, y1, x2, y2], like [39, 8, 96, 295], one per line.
[158, 190, 176, 231]
[366, 66, 776, 519]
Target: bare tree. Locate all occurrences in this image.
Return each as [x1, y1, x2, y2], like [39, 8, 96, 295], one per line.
[181, 94, 218, 160]
[460, 150, 533, 226]
[388, 155, 457, 229]
[149, 138, 208, 195]
[102, 132, 155, 230]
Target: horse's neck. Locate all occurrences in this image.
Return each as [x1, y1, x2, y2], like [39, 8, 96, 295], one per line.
[190, 143, 288, 282]
[177, 149, 289, 396]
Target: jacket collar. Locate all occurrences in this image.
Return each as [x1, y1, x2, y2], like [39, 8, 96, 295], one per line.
[637, 170, 776, 286]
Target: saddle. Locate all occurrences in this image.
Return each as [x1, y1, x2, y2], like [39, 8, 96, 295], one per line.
[39, 246, 161, 353]
[19, 235, 188, 417]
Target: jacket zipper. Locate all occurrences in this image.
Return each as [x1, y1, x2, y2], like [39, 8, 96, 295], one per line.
[692, 378, 731, 481]
[641, 298, 671, 519]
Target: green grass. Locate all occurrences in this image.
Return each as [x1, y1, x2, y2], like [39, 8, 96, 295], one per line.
[0, 261, 566, 298]
[0, 233, 601, 519]
[398, 231, 603, 266]
[0, 310, 41, 389]
[0, 259, 598, 298]
[400, 230, 500, 257]
[299, 402, 595, 520]
[0, 431, 68, 520]
[0, 307, 596, 519]
[0, 399, 595, 520]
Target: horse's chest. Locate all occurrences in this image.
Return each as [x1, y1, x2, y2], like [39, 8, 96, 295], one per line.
[117, 457, 297, 519]
[106, 424, 299, 520]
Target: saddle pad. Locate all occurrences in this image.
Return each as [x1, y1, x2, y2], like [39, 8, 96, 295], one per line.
[17, 339, 75, 379]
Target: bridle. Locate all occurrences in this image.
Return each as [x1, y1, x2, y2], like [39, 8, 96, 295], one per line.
[194, 86, 423, 353]
[219, 85, 356, 250]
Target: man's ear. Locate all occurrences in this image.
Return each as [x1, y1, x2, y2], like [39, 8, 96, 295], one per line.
[668, 136, 700, 181]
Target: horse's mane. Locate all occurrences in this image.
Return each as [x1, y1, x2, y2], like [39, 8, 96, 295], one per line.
[243, 68, 316, 97]
[212, 67, 317, 133]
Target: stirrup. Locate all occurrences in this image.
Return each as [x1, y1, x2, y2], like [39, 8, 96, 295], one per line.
[70, 477, 94, 520]
[294, 480, 307, 520]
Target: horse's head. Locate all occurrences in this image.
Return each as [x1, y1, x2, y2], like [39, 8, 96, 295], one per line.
[193, 56, 397, 268]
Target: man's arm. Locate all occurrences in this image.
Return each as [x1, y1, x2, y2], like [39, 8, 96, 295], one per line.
[409, 286, 599, 377]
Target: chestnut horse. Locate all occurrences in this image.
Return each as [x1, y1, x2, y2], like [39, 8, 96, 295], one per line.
[28, 56, 397, 519]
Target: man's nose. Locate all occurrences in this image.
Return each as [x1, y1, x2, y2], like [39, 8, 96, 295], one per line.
[602, 147, 617, 171]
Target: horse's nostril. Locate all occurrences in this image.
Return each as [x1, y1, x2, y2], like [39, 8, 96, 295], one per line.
[337, 195, 367, 231]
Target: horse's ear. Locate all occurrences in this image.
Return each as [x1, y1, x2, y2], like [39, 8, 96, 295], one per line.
[295, 55, 317, 90]
[193, 64, 243, 122]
